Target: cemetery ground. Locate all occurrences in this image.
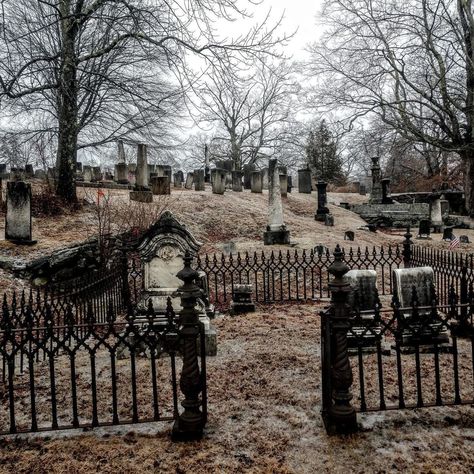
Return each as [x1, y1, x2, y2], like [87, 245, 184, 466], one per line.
[0, 184, 474, 472]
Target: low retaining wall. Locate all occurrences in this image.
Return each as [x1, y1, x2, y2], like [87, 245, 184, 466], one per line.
[349, 203, 430, 227]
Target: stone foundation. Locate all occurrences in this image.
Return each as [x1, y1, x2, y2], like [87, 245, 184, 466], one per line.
[350, 203, 430, 227]
[264, 229, 290, 245]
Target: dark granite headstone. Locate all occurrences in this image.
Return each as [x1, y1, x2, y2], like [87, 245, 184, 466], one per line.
[297, 168, 312, 194]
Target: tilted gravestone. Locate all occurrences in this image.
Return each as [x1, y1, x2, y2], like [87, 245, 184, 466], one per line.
[279, 174, 288, 198]
[194, 169, 205, 191]
[460, 235, 470, 244]
[185, 172, 194, 189]
[232, 170, 243, 192]
[137, 211, 216, 355]
[6, 181, 36, 245]
[393, 267, 450, 348]
[315, 181, 329, 221]
[211, 169, 226, 194]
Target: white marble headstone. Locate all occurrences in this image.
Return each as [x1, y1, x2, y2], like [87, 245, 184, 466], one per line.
[393, 266, 434, 308]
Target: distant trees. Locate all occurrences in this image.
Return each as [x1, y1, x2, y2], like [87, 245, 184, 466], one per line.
[0, 0, 287, 202]
[305, 120, 345, 185]
[308, 0, 474, 212]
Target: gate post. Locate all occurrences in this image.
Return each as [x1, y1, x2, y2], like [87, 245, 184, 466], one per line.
[172, 251, 205, 441]
[325, 244, 357, 434]
[403, 226, 413, 268]
[120, 244, 131, 307]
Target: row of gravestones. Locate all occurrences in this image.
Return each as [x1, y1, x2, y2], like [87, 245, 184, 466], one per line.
[346, 266, 450, 352]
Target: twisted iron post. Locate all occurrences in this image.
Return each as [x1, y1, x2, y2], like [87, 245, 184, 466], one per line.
[326, 245, 358, 434]
[172, 250, 205, 441]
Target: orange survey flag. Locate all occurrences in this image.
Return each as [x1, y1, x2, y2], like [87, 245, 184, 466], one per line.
[97, 188, 105, 204]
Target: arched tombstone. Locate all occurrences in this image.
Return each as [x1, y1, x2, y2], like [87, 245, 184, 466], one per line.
[344, 231, 355, 241]
[393, 267, 450, 350]
[136, 211, 216, 355]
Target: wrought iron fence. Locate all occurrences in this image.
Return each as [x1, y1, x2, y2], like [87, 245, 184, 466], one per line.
[321, 245, 474, 435]
[0, 299, 207, 437]
[195, 246, 403, 310]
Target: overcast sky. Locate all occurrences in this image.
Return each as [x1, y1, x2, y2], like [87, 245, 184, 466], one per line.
[255, 0, 324, 58]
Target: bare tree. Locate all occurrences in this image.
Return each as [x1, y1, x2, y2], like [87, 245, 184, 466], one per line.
[198, 56, 299, 169]
[308, 0, 474, 212]
[0, 0, 288, 202]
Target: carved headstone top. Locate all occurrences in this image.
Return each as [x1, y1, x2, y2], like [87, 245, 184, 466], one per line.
[138, 210, 202, 262]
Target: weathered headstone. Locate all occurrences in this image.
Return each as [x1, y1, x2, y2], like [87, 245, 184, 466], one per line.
[232, 170, 243, 192]
[460, 235, 470, 244]
[136, 211, 216, 355]
[211, 169, 226, 195]
[92, 166, 102, 182]
[83, 165, 93, 182]
[151, 176, 170, 195]
[261, 167, 269, 190]
[194, 169, 205, 191]
[287, 175, 292, 193]
[345, 269, 384, 353]
[5, 181, 36, 244]
[417, 219, 431, 239]
[325, 214, 334, 226]
[369, 157, 383, 204]
[115, 163, 129, 184]
[230, 284, 256, 315]
[251, 171, 263, 193]
[130, 144, 153, 202]
[442, 226, 454, 241]
[315, 181, 330, 221]
[344, 231, 355, 241]
[25, 164, 34, 178]
[173, 170, 184, 188]
[263, 159, 290, 245]
[243, 164, 255, 189]
[185, 172, 194, 189]
[381, 178, 393, 204]
[279, 174, 288, 198]
[393, 267, 450, 347]
[298, 168, 312, 194]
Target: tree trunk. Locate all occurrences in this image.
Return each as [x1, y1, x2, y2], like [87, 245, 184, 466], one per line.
[462, 152, 474, 216]
[55, 0, 78, 203]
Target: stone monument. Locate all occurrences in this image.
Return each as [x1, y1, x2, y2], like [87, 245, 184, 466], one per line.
[298, 168, 312, 193]
[136, 211, 216, 355]
[5, 181, 36, 245]
[263, 159, 290, 245]
[251, 171, 263, 193]
[151, 176, 171, 195]
[315, 181, 330, 221]
[130, 144, 153, 202]
[369, 157, 383, 204]
[232, 170, 243, 192]
[211, 169, 226, 194]
[194, 169, 205, 191]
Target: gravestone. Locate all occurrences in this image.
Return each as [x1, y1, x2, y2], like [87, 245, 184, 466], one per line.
[117, 140, 126, 162]
[136, 211, 216, 355]
[261, 168, 269, 190]
[325, 214, 334, 226]
[174, 170, 184, 188]
[243, 164, 255, 189]
[417, 219, 431, 239]
[230, 284, 256, 315]
[430, 198, 449, 232]
[156, 165, 172, 182]
[460, 235, 470, 244]
[83, 165, 93, 182]
[264, 159, 290, 245]
[393, 267, 450, 348]
[344, 231, 355, 241]
[151, 176, 171, 195]
[345, 269, 384, 353]
[147, 164, 156, 181]
[130, 144, 153, 202]
[297, 168, 312, 194]
[381, 178, 393, 204]
[232, 170, 243, 192]
[115, 163, 128, 184]
[287, 175, 292, 193]
[185, 172, 194, 189]
[369, 157, 383, 204]
[25, 164, 34, 178]
[194, 169, 205, 191]
[315, 181, 330, 221]
[92, 166, 102, 182]
[211, 169, 226, 195]
[5, 181, 36, 245]
[442, 226, 454, 241]
[314, 244, 328, 256]
[279, 174, 288, 198]
[251, 171, 263, 193]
